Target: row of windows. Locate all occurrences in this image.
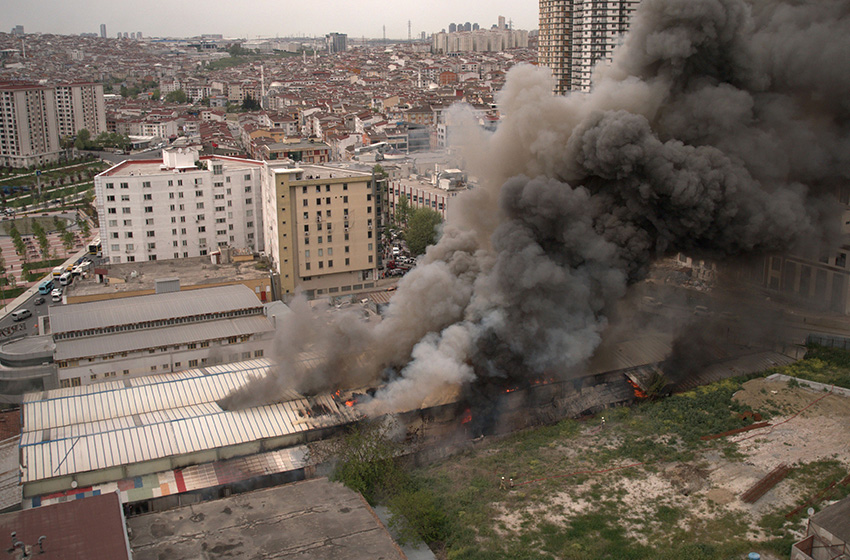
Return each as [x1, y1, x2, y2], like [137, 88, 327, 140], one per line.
[55, 308, 263, 340]
[59, 350, 265, 383]
[57, 337, 258, 367]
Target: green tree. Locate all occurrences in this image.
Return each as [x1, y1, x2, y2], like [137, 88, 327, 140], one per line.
[200, 96, 211, 107]
[74, 129, 92, 150]
[165, 89, 188, 103]
[241, 94, 260, 111]
[62, 230, 75, 253]
[394, 194, 412, 228]
[329, 420, 405, 505]
[405, 207, 443, 256]
[119, 84, 129, 98]
[150, 88, 161, 101]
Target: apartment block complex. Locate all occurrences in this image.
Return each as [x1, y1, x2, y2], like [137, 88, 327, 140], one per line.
[0, 81, 106, 167]
[262, 162, 380, 299]
[54, 82, 107, 140]
[94, 147, 264, 263]
[0, 83, 61, 168]
[538, 0, 640, 94]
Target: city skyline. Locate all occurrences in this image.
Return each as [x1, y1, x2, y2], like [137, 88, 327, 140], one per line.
[5, 0, 538, 40]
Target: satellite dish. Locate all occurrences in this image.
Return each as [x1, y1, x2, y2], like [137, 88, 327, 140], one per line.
[70, 480, 77, 489]
[807, 507, 815, 516]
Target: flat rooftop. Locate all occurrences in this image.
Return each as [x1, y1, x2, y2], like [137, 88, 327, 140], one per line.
[66, 255, 269, 300]
[99, 154, 263, 177]
[127, 478, 405, 560]
[271, 163, 372, 181]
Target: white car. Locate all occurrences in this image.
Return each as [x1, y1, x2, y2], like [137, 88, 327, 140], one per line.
[51, 288, 63, 302]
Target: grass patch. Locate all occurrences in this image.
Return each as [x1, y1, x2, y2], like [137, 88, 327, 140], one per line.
[773, 345, 850, 389]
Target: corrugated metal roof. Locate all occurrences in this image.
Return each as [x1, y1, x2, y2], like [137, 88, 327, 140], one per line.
[21, 359, 362, 483]
[54, 315, 273, 360]
[50, 284, 263, 334]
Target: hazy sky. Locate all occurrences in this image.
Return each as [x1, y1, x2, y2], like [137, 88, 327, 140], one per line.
[4, 0, 539, 40]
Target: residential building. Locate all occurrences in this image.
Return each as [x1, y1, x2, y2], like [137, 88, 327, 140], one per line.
[94, 147, 264, 264]
[54, 82, 107, 139]
[52, 284, 275, 387]
[539, 0, 640, 94]
[100, 23, 107, 38]
[0, 82, 61, 168]
[326, 32, 348, 54]
[262, 162, 380, 299]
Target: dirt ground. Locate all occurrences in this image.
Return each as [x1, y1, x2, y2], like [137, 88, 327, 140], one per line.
[492, 376, 850, 558]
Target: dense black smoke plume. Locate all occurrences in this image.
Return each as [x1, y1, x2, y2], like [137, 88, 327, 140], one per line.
[222, 0, 850, 414]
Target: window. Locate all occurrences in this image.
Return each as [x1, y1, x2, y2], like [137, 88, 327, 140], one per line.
[213, 164, 223, 175]
[316, 198, 321, 205]
[244, 174, 251, 181]
[305, 250, 310, 258]
[120, 182, 128, 189]
[189, 359, 198, 367]
[122, 207, 131, 214]
[246, 198, 252, 205]
[196, 202, 204, 209]
[195, 189, 203, 196]
[146, 230, 155, 237]
[146, 218, 154, 225]
[343, 196, 348, 203]
[367, 193, 372, 201]
[328, 260, 333, 267]
[245, 186, 252, 193]
[106, 195, 115, 202]
[144, 206, 153, 213]
[125, 232, 133, 238]
[147, 242, 156, 250]
[305, 262, 311, 270]
[302, 199, 308, 207]
[143, 194, 152, 200]
[319, 261, 324, 269]
[345, 257, 350, 265]
[198, 226, 206, 232]
[106, 182, 114, 189]
[108, 208, 116, 214]
[254, 349, 264, 357]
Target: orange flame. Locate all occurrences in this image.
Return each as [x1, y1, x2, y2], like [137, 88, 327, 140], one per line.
[626, 378, 649, 399]
[461, 408, 472, 424]
[344, 399, 355, 407]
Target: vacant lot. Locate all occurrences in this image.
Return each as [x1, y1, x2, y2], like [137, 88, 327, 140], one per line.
[409, 353, 850, 560]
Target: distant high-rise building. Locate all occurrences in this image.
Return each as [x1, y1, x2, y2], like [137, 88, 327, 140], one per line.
[100, 23, 107, 38]
[472, 23, 480, 31]
[539, 0, 640, 94]
[498, 15, 506, 30]
[137, 31, 142, 39]
[449, 23, 457, 33]
[11, 25, 24, 36]
[463, 22, 471, 32]
[326, 32, 348, 54]
[117, 32, 121, 39]
[123, 32, 129, 39]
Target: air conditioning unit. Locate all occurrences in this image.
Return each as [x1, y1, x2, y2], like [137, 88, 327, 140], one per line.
[344, 227, 349, 233]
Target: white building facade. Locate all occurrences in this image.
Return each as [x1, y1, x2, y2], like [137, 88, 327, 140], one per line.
[95, 147, 265, 263]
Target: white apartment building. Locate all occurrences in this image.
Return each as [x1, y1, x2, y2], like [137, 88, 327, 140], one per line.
[539, 0, 640, 94]
[54, 82, 107, 140]
[95, 147, 264, 264]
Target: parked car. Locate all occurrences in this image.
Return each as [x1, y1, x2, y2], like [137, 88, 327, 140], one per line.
[34, 296, 45, 305]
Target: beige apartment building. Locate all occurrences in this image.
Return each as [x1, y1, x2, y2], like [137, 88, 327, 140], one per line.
[0, 82, 61, 168]
[262, 162, 380, 299]
[54, 82, 107, 140]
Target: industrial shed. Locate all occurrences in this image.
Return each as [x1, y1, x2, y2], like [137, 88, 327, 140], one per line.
[20, 359, 362, 500]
